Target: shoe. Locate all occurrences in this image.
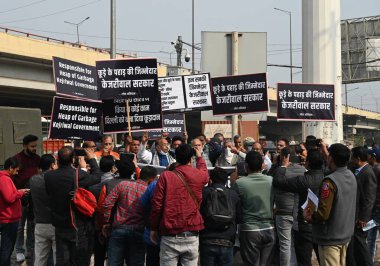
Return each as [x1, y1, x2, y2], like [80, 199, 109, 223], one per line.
[16, 253, 25, 263]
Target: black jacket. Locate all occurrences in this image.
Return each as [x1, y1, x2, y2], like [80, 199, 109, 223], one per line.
[354, 164, 377, 222]
[372, 164, 380, 213]
[44, 158, 101, 228]
[273, 164, 306, 215]
[200, 183, 241, 243]
[273, 168, 324, 239]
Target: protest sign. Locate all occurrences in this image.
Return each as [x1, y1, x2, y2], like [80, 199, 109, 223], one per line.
[52, 57, 98, 100]
[133, 113, 185, 139]
[49, 96, 102, 140]
[96, 58, 159, 100]
[102, 92, 163, 134]
[277, 83, 335, 121]
[211, 73, 268, 116]
[159, 76, 186, 112]
[183, 73, 212, 110]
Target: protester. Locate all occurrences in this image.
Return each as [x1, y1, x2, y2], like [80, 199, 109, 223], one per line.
[89, 155, 117, 266]
[199, 167, 241, 266]
[233, 135, 246, 153]
[304, 143, 357, 266]
[139, 166, 159, 266]
[0, 157, 29, 266]
[151, 138, 176, 167]
[346, 146, 377, 266]
[268, 138, 289, 176]
[103, 164, 154, 266]
[367, 148, 380, 261]
[44, 146, 101, 266]
[83, 141, 97, 153]
[150, 144, 209, 266]
[272, 146, 305, 266]
[30, 154, 58, 266]
[235, 151, 275, 265]
[13, 134, 40, 263]
[192, 138, 213, 167]
[215, 140, 239, 167]
[95, 135, 120, 161]
[209, 133, 224, 166]
[273, 149, 325, 266]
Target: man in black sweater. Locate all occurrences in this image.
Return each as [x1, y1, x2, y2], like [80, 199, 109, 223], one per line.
[199, 167, 241, 266]
[45, 146, 101, 266]
[273, 149, 324, 266]
[346, 146, 377, 266]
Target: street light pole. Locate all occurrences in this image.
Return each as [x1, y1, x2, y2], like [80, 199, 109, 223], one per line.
[192, 0, 195, 74]
[274, 8, 292, 83]
[64, 17, 90, 44]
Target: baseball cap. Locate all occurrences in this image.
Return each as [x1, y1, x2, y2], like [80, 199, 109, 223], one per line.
[367, 148, 380, 160]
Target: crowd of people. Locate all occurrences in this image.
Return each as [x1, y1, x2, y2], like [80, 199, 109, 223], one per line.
[0, 132, 380, 266]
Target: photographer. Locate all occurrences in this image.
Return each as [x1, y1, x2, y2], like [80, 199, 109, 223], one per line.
[273, 149, 325, 266]
[272, 146, 306, 266]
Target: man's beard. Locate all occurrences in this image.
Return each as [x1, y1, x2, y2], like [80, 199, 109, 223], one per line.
[26, 149, 36, 156]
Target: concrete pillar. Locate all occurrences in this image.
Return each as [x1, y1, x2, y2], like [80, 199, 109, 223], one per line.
[302, 0, 343, 144]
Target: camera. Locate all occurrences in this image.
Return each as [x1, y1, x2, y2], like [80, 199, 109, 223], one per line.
[184, 54, 191, 62]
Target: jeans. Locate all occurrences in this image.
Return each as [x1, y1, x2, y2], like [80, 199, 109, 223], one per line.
[107, 228, 146, 266]
[200, 243, 233, 266]
[0, 222, 19, 266]
[146, 244, 160, 266]
[15, 205, 34, 256]
[94, 231, 107, 266]
[34, 223, 56, 266]
[160, 235, 199, 266]
[275, 215, 293, 266]
[239, 229, 276, 266]
[55, 224, 93, 266]
[367, 210, 380, 261]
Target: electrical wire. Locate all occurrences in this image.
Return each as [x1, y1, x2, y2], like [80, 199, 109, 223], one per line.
[0, 0, 48, 14]
[0, 0, 103, 24]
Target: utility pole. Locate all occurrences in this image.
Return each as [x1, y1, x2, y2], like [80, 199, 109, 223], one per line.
[231, 32, 239, 137]
[192, 0, 195, 74]
[110, 0, 116, 59]
[302, 0, 343, 144]
[174, 36, 183, 67]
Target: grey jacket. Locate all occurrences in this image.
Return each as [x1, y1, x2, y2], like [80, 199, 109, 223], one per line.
[30, 171, 52, 224]
[273, 163, 306, 215]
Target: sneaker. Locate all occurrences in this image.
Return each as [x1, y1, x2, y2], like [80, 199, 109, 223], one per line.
[16, 253, 25, 263]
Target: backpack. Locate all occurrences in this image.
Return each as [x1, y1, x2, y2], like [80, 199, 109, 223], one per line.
[203, 187, 235, 231]
[70, 168, 97, 230]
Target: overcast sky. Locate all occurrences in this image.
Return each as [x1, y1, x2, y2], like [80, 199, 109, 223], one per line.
[1, 0, 380, 111]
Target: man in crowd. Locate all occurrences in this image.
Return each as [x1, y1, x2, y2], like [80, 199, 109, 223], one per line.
[13, 134, 40, 263]
[45, 146, 101, 266]
[304, 143, 357, 266]
[192, 138, 213, 167]
[0, 157, 30, 266]
[95, 135, 120, 161]
[151, 138, 176, 167]
[150, 144, 209, 266]
[268, 138, 289, 176]
[273, 146, 306, 266]
[103, 163, 154, 266]
[82, 141, 97, 153]
[233, 135, 246, 153]
[273, 149, 325, 266]
[199, 167, 241, 266]
[209, 133, 224, 166]
[30, 154, 58, 266]
[346, 146, 377, 266]
[367, 148, 380, 260]
[235, 151, 275, 265]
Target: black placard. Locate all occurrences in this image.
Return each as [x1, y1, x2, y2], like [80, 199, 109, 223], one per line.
[277, 83, 335, 121]
[211, 73, 268, 116]
[96, 58, 158, 100]
[133, 113, 185, 139]
[52, 57, 98, 100]
[102, 90, 163, 134]
[49, 97, 102, 140]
